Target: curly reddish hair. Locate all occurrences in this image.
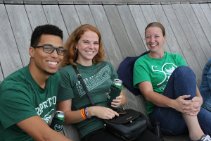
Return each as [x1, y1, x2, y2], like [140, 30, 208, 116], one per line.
[62, 24, 105, 66]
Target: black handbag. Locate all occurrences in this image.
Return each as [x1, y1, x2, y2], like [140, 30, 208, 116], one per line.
[104, 109, 147, 141]
[73, 65, 148, 141]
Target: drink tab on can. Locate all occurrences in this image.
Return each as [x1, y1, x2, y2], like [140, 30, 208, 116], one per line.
[113, 79, 123, 89]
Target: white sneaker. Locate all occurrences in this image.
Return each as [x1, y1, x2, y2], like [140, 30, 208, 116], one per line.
[199, 135, 211, 141]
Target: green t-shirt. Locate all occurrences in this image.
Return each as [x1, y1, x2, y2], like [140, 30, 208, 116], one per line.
[133, 52, 187, 114]
[58, 61, 117, 138]
[0, 66, 59, 141]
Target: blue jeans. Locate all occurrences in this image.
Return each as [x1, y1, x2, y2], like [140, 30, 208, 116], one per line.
[198, 108, 211, 135]
[149, 66, 211, 135]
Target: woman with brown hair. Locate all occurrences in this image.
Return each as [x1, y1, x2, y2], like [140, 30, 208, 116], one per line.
[134, 22, 211, 141]
[57, 24, 161, 141]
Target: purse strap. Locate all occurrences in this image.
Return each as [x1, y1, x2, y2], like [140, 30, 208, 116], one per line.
[73, 65, 95, 105]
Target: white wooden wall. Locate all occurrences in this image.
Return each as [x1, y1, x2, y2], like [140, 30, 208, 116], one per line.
[1, 3, 211, 85]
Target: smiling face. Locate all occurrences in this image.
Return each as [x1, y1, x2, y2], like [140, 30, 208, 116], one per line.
[76, 30, 99, 66]
[145, 26, 165, 53]
[29, 34, 63, 76]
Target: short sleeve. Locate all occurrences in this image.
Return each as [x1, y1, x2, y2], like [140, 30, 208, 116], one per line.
[133, 59, 151, 88]
[107, 62, 118, 80]
[57, 67, 74, 102]
[0, 86, 36, 128]
[175, 54, 187, 66]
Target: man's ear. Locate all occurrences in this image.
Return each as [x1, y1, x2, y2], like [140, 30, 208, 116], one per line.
[29, 47, 35, 57]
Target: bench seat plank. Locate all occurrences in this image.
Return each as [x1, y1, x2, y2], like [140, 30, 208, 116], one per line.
[6, 5, 31, 66]
[0, 4, 23, 78]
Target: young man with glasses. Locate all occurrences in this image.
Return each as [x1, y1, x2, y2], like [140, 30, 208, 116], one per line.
[0, 24, 72, 141]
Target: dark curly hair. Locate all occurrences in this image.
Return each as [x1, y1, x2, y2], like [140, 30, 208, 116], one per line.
[30, 24, 63, 47]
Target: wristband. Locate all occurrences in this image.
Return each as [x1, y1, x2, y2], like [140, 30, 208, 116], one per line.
[80, 108, 86, 120]
[85, 107, 91, 118]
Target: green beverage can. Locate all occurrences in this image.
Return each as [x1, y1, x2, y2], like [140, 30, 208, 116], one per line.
[50, 111, 64, 132]
[108, 79, 123, 105]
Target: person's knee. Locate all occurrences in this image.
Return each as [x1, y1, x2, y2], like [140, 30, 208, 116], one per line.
[174, 66, 195, 78]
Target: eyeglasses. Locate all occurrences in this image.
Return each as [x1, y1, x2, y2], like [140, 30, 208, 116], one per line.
[33, 44, 66, 56]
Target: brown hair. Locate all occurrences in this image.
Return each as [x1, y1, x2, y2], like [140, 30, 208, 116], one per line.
[145, 22, 166, 37]
[63, 24, 105, 66]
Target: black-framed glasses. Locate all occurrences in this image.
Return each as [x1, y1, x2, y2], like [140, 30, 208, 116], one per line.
[33, 44, 66, 56]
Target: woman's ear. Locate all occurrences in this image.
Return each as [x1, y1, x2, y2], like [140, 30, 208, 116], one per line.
[164, 35, 167, 41]
[75, 44, 78, 50]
